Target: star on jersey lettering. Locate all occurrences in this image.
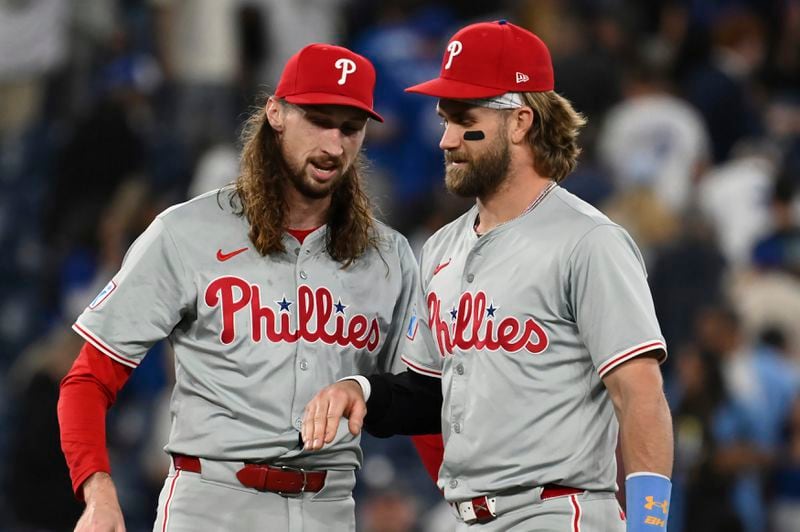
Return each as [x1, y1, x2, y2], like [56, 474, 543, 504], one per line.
[486, 302, 498, 317]
[450, 307, 458, 321]
[334, 299, 347, 314]
[276, 296, 292, 312]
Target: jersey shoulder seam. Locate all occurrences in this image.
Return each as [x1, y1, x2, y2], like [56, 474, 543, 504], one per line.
[564, 222, 624, 268]
[551, 189, 617, 223]
[155, 217, 193, 291]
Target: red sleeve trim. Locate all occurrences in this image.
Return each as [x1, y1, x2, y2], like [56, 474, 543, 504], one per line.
[401, 355, 442, 378]
[597, 340, 667, 378]
[72, 322, 140, 368]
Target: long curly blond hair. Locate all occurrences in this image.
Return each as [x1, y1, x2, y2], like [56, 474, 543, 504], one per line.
[521, 91, 587, 183]
[228, 99, 379, 267]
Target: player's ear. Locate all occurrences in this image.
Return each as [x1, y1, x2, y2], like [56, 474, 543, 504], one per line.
[509, 107, 534, 144]
[266, 97, 285, 132]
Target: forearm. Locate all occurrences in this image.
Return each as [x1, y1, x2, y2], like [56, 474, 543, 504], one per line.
[605, 356, 674, 531]
[617, 388, 673, 477]
[365, 370, 442, 437]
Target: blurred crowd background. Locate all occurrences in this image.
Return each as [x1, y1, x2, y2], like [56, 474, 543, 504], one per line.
[1, 0, 799, 531]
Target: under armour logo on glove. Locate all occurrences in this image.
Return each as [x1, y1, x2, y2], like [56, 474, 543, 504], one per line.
[335, 58, 356, 85]
[644, 496, 669, 514]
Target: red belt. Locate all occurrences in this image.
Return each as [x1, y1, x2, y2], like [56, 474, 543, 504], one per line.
[541, 483, 584, 500]
[172, 454, 327, 495]
[459, 484, 584, 524]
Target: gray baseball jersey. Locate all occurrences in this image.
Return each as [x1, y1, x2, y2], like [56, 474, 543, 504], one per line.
[400, 185, 666, 501]
[74, 189, 416, 470]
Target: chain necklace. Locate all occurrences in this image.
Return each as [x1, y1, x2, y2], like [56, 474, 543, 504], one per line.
[474, 180, 557, 235]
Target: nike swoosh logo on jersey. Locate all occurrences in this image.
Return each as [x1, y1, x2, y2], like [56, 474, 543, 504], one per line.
[433, 258, 452, 276]
[216, 247, 249, 262]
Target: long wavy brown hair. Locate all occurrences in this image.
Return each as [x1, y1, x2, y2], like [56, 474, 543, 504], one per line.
[228, 98, 379, 267]
[521, 91, 587, 183]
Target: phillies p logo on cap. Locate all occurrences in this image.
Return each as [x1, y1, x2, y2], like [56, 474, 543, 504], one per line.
[275, 43, 384, 122]
[406, 20, 554, 99]
[445, 40, 462, 70]
[335, 58, 357, 85]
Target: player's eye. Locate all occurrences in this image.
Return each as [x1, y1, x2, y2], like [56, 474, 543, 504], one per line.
[307, 116, 333, 129]
[341, 124, 363, 136]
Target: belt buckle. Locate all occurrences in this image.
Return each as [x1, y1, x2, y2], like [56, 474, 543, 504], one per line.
[277, 464, 307, 498]
[457, 495, 497, 524]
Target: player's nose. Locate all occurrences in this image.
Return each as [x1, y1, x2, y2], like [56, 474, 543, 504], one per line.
[319, 128, 345, 157]
[439, 124, 461, 151]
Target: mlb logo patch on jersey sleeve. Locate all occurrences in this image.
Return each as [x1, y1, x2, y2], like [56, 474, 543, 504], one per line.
[406, 311, 419, 340]
[89, 280, 117, 310]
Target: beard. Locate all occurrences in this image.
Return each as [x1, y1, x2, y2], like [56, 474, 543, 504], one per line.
[444, 133, 511, 198]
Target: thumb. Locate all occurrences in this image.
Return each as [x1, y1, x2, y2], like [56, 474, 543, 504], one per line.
[347, 399, 367, 436]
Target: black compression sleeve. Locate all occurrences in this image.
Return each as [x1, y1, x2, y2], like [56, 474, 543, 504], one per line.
[364, 370, 443, 437]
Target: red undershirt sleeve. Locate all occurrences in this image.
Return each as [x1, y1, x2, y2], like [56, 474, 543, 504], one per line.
[411, 434, 445, 486]
[57, 342, 133, 500]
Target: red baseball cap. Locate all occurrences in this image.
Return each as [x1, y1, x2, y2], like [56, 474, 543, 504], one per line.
[406, 20, 554, 99]
[275, 43, 384, 122]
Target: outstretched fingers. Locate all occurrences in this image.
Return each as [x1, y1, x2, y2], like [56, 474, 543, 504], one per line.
[302, 381, 367, 451]
[302, 397, 329, 450]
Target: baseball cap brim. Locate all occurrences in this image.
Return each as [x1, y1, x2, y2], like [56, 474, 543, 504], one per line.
[283, 92, 384, 122]
[405, 77, 507, 99]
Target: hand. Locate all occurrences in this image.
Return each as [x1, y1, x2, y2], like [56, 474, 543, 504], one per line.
[302, 380, 367, 451]
[75, 473, 126, 532]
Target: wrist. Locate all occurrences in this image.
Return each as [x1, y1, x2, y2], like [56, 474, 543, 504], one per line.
[338, 375, 370, 401]
[625, 472, 671, 531]
[82, 472, 115, 502]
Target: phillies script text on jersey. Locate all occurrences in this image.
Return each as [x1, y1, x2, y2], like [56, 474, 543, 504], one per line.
[205, 276, 380, 350]
[427, 290, 548, 356]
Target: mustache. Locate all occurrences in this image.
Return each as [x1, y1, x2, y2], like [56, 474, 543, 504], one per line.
[445, 151, 469, 164]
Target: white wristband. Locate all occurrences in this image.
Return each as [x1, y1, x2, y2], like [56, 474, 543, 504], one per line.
[626, 472, 671, 481]
[338, 375, 371, 401]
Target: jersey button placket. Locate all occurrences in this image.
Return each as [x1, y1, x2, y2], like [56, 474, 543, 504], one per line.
[447, 355, 467, 438]
[462, 249, 480, 290]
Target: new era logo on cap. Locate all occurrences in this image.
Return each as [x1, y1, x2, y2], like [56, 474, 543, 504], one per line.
[405, 20, 554, 99]
[275, 43, 383, 121]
